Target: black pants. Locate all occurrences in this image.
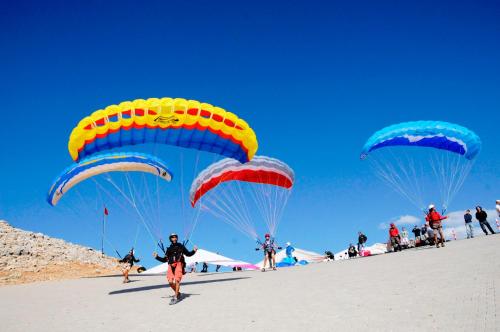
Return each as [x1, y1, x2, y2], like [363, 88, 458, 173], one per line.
[479, 221, 496, 235]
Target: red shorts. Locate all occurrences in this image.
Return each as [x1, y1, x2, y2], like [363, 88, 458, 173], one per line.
[167, 262, 183, 283]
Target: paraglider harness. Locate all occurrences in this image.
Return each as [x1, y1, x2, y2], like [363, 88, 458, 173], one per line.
[256, 238, 281, 260]
[158, 239, 188, 275]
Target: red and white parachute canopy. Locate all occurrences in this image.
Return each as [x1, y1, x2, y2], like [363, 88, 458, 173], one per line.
[190, 156, 294, 239]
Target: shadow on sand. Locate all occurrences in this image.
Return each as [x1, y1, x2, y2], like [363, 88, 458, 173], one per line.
[108, 276, 251, 295]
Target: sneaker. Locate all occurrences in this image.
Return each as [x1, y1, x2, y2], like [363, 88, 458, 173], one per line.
[169, 298, 178, 305]
[261, 268, 265, 272]
[441, 243, 445, 247]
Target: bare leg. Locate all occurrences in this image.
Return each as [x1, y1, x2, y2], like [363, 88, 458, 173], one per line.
[439, 228, 445, 246]
[272, 252, 276, 269]
[262, 254, 268, 271]
[175, 282, 181, 299]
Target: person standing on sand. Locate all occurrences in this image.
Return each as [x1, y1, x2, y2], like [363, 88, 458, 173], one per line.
[389, 223, 401, 252]
[426, 204, 448, 248]
[475, 206, 496, 235]
[357, 232, 367, 253]
[464, 210, 474, 239]
[153, 233, 197, 305]
[256, 233, 280, 272]
[411, 225, 421, 245]
[119, 249, 140, 283]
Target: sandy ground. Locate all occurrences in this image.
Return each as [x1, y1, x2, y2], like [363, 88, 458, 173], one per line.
[0, 262, 121, 286]
[1, 235, 499, 332]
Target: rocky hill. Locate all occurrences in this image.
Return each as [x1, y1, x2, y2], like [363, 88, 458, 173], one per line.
[0, 220, 122, 286]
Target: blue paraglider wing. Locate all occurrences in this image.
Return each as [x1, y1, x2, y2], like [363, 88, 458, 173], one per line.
[360, 121, 481, 160]
[47, 152, 173, 206]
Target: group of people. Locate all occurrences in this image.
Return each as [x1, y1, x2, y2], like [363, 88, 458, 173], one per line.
[116, 201, 499, 305]
[463, 205, 498, 238]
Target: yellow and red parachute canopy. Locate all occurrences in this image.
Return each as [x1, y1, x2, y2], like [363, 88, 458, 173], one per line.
[68, 97, 258, 163]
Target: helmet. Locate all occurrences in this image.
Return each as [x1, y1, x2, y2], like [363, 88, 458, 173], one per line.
[265, 233, 270, 238]
[428, 204, 435, 210]
[390, 223, 395, 227]
[169, 233, 178, 240]
[286, 242, 291, 246]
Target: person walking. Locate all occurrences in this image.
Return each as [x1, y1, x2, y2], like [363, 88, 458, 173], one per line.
[464, 210, 474, 239]
[256, 234, 280, 271]
[357, 232, 368, 253]
[475, 206, 496, 235]
[153, 233, 197, 305]
[426, 204, 448, 248]
[119, 248, 140, 283]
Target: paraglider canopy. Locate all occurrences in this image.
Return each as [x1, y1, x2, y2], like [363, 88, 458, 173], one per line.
[47, 152, 173, 206]
[360, 121, 481, 160]
[361, 121, 481, 212]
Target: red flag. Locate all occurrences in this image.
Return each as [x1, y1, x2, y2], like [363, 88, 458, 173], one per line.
[104, 207, 109, 216]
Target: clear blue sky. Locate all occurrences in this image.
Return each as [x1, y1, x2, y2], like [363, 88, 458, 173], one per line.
[1, 0, 499, 267]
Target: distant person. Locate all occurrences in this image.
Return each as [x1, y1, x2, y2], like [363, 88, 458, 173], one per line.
[347, 244, 357, 258]
[119, 248, 140, 284]
[201, 262, 208, 273]
[357, 232, 368, 252]
[256, 234, 281, 271]
[400, 227, 410, 248]
[475, 206, 496, 235]
[412, 225, 422, 245]
[389, 223, 401, 252]
[426, 204, 448, 248]
[325, 251, 335, 261]
[496, 200, 500, 217]
[153, 233, 197, 305]
[216, 252, 222, 272]
[420, 224, 430, 245]
[464, 209, 474, 239]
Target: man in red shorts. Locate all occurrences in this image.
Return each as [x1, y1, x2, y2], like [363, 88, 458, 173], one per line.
[153, 233, 197, 305]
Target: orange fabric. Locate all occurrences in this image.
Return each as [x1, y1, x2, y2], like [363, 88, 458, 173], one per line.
[167, 262, 183, 283]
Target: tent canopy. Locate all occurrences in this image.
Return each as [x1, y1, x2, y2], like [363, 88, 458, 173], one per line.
[148, 249, 257, 274]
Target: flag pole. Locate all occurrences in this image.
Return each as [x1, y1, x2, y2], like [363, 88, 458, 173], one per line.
[101, 211, 105, 257]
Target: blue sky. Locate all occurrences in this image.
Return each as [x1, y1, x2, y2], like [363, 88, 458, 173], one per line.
[1, 0, 499, 267]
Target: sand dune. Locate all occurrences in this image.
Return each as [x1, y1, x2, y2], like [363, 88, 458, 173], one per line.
[1, 235, 499, 331]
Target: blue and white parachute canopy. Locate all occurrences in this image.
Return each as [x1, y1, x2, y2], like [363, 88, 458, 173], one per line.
[47, 152, 173, 206]
[360, 121, 481, 160]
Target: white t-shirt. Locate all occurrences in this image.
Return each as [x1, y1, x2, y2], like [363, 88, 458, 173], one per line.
[496, 204, 500, 217]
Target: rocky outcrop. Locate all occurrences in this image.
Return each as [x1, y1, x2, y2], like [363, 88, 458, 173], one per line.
[0, 220, 121, 285]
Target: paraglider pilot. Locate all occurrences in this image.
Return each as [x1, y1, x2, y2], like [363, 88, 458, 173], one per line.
[256, 234, 281, 271]
[153, 233, 197, 305]
[119, 248, 140, 284]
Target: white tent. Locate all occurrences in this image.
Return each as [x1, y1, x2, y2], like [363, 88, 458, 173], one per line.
[147, 249, 257, 274]
[255, 247, 325, 268]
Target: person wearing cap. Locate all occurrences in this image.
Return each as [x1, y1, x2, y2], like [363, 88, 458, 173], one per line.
[256, 234, 280, 271]
[119, 248, 140, 283]
[425, 204, 448, 248]
[464, 209, 474, 239]
[389, 223, 401, 252]
[475, 206, 495, 235]
[153, 233, 197, 305]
